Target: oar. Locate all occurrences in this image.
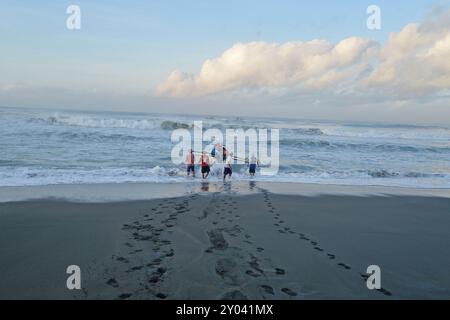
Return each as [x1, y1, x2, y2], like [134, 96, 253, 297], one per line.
[191, 150, 251, 163]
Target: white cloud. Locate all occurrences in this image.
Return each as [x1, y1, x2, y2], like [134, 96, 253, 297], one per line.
[156, 38, 378, 97]
[156, 10, 450, 101]
[363, 12, 450, 96]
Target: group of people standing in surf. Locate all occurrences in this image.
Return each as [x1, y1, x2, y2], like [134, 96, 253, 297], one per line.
[185, 143, 258, 181]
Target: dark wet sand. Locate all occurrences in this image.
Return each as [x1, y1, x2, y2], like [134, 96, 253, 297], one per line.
[0, 189, 449, 299]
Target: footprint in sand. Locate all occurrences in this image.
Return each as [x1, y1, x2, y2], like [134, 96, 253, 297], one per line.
[106, 278, 119, 288]
[337, 263, 351, 270]
[118, 293, 132, 299]
[155, 293, 167, 299]
[221, 290, 248, 300]
[148, 267, 167, 285]
[281, 288, 298, 297]
[245, 269, 261, 278]
[215, 258, 241, 285]
[377, 288, 393, 296]
[207, 229, 229, 250]
[248, 256, 265, 275]
[275, 268, 286, 275]
[260, 285, 275, 295]
[116, 256, 129, 263]
[359, 274, 392, 296]
[127, 265, 144, 272]
[147, 258, 162, 266]
[165, 249, 174, 257]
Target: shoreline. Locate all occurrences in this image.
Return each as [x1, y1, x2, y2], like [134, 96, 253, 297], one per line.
[0, 181, 449, 203]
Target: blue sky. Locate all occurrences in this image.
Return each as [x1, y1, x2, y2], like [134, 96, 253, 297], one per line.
[1, 0, 450, 124]
[0, 0, 435, 85]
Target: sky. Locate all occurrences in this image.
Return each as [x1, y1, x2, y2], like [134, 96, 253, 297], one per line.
[1, 0, 450, 124]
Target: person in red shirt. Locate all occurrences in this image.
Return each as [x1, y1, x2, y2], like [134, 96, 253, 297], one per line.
[199, 151, 210, 179]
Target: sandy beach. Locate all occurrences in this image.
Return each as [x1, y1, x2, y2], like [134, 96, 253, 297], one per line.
[0, 182, 449, 300]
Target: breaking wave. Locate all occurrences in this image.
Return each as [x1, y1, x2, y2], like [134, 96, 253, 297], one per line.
[39, 114, 161, 130]
[1, 165, 449, 188]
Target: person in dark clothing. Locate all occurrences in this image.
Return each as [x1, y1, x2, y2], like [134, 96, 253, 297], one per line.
[199, 151, 210, 179]
[185, 149, 195, 176]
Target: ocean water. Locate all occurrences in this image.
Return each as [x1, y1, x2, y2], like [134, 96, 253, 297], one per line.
[1, 106, 449, 188]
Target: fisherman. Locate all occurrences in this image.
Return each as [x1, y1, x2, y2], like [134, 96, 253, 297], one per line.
[249, 154, 258, 177]
[199, 151, 211, 179]
[185, 149, 195, 177]
[211, 143, 220, 157]
[223, 152, 233, 182]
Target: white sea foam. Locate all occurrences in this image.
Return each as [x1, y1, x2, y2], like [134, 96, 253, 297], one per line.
[0, 165, 449, 188]
[42, 113, 162, 130]
[319, 125, 450, 141]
